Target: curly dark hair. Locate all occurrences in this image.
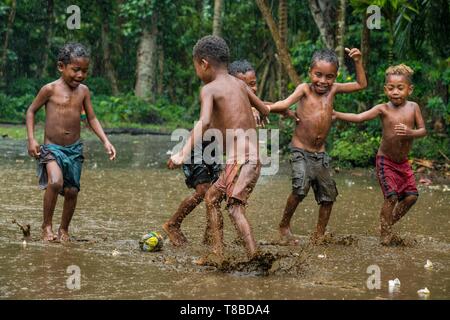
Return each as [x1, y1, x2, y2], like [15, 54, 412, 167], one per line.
[57, 43, 90, 65]
[310, 48, 339, 70]
[385, 64, 414, 83]
[228, 59, 254, 76]
[193, 35, 229, 65]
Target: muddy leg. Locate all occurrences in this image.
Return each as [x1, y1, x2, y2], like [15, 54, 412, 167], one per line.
[58, 187, 78, 242]
[163, 183, 209, 246]
[228, 201, 257, 259]
[380, 195, 398, 245]
[205, 186, 225, 259]
[42, 161, 63, 241]
[279, 192, 302, 243]
[392, 195, 418, 225]
[310, 201, 333, 244]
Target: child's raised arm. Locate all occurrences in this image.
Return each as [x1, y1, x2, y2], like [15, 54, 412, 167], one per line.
[269, 83, 307, 113]
[334, 48, 367, 94]
[334, 104, 382, 123]
[82, 86, 116, 160]
[394, 103, 427, 138]
[26, 85, 52, 158]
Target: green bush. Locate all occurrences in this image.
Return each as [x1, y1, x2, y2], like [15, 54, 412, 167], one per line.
[0, 93, 44, 123]
[92, 94, 163, 124]
[5, 77, 53, 96]
[330, 128, 381, 167]
[411, 134, 450, 160]
[90, 94, 191, 126]
[85, 77, 113, 96]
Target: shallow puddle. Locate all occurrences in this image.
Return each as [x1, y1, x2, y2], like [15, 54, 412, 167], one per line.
[0, 134, 449, 299]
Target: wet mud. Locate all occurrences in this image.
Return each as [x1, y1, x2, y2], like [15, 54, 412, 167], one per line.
[1, 134, 449, 299]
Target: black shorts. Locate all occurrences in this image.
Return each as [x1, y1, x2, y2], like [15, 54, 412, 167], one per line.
[290, 147, 338, 204]
[182, 163, 221, 189]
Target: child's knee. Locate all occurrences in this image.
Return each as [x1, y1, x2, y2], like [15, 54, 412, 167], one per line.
[405, 194, 418, 204]
[64, 187, 79, 199]
[291, 192, 305, 203]
[205, 188, 221, 207]
[386, 194, 398, 205]
[47, 179, 63, 192]
[320, 200, 334, 208]
[195, 183, 210, 198]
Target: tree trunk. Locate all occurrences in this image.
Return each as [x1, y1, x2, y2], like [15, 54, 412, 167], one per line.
[335, 0, 346, 70]
[360, 12, 370, 71]
[39, 0, 54, 78]
[308, 0, 335, 49]
[101, 21, 120, 95]
[257, 58, 272, 99]
[135, 13, 158, 101]
[278, 0, 288, 98]
[0, 0, 17, 82]
[256, 0, 301, 86]
[157, 44, 164, 96]
[387, 19, 394, 65]
[212, 0, 224, 37]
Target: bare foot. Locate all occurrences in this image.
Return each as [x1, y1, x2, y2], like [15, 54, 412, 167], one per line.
[162, 222, 188, 247]
[310, 231, 328, 245]
[41, 226, 57, 242]
[279, 227, 300, 245]
[193, 253, 224, 266]
[58, 228, 71, 242]
[380, 233, 405, 246]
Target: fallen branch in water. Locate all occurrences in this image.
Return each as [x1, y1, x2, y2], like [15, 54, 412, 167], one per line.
[438, 150, 449, 162]
[11, 219, 31, 240]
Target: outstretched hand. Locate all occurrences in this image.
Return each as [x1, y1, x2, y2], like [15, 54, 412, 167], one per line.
[345, 47, 362, 62]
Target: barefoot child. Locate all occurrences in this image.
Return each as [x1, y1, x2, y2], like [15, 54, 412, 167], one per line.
[163, 59, 272, 247]
[334, 64, 426, 245]
[168, 35, 269, 261]
[26, 43, 116, 242]
[268, 48, 367, 244]
[163, 138, 221, 246]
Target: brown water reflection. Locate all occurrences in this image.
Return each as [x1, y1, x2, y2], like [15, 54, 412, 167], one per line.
[0, 135, 449, 299]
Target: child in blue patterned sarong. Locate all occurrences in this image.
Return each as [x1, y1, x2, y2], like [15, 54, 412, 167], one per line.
[26, 43, 116, 242]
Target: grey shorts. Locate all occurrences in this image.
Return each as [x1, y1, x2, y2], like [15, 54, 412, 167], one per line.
[290, 147, 338, 204]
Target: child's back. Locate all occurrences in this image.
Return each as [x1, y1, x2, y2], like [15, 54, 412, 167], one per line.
[203, 73, 258, 143]
[168, 35, 269, 261]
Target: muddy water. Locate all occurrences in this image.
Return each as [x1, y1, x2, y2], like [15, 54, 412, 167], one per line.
[0, 134, 449, 300]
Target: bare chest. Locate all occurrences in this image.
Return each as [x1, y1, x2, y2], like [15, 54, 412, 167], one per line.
[381, 107, 416, 128]
[297, 94, 334, 120]
[46, 91, 84, 114]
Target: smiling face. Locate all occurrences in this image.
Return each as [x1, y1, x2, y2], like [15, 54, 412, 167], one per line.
[58, 56, 90, 88]
[384, 74, 413, 106]
[235, 70, 257, 94]
[309, 60, 338, 95]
